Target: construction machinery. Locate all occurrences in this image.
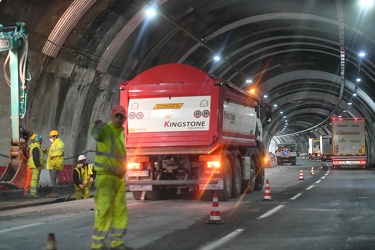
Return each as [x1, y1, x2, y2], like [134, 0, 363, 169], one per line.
[0, 22, 32, 189]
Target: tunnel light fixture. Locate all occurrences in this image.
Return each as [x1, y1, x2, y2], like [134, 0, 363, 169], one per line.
[263, 94, 268, 98]
[353, 93, 357, 96]
[356, 78, 361, 82]
[359, 51, 366, 57]
[273, 104, 278, 107]
[280, 111, 283, 114]
[213, 55, 221, 61]
[145, 7, 157, 18]
[348, 102, 353, 105]
[246, 79, 253, 84]
[360, 0, 374, 8]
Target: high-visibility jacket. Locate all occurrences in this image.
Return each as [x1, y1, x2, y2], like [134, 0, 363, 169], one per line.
[28, 142, 44, 169]
[46, 138, 65, 170]
[91, 121, 126, 176]
[73, 163, 94, 186]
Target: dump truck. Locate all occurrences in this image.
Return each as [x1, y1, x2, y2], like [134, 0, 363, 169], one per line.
[320, 135, 332, 161]
[119, 64, 271, 201]
[308, 138, 321, 160]
[331, 118, 366, 168]
[275, 144, 297, 165]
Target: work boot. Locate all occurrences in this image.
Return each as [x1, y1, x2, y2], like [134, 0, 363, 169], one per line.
[23, 190, 29, 196]
[46, 192, 59, 198]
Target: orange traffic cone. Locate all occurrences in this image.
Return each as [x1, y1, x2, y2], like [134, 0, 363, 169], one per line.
[46, 233, 57, 250]
[299, 169, 304, 180]
[310, 166, 315, 175]
[206, 192, 224, 224]
[263, 179, 272, 201]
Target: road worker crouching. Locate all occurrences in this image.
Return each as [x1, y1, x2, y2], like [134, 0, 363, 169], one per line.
[73, 154, 96, 199]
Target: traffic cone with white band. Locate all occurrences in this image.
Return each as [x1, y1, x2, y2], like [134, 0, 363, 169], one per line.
[263, 179, 272, 201]
[299, 169, 304, 180]
[206, 191, 224, 224]
[310, 166, 315, 175]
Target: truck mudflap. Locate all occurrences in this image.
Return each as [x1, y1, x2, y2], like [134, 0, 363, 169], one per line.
[127, 179, 220, 191]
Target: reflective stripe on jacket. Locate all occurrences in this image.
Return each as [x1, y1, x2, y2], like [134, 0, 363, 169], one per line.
[28, 142, 44, 169]
[91, 121, 126, 176]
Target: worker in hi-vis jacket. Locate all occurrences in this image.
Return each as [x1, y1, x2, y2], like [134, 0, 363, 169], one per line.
[73, 154, 96, 199]
[90, 105, 129, 250]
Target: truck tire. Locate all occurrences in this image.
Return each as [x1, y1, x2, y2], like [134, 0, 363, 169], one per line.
[254, 160, 265, 191]
[241, 158, 255, 194]
[231, 157, 242, 198]
[132, 191, 142, 200]
[217, 157, 232, 201]
[145, 186, 162, 200]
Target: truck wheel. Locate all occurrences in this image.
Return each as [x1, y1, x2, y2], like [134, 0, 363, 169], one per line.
[231, 157, 242, 198]
[254, 163, 265, 191]
[132, 191, 142, 200]
[241, 158, 255, 194]
[217, 157, 232, 201]
[200, 190, 213, 201]
[146, 186, 162, 200]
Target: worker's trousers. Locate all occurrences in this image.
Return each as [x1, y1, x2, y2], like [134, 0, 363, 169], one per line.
[23, 165, 32, 194]
[91, 174, 128, 250]
[74, 183, 91, 199]
[30, 168, 41, 195]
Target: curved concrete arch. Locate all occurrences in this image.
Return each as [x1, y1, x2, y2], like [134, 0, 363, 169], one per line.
[178, 12, 340, 63]
[213, 41, 338, 77]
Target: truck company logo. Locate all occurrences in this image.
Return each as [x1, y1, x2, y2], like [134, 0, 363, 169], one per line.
[224, 111, 235, 123]
[336, 125, 347, 127]
[164, 121, 206, 128]
[154, 103, 183, 109]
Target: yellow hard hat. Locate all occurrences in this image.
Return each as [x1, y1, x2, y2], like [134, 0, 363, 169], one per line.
[49, 130, 59, 137]
[30, 133, 37, 140]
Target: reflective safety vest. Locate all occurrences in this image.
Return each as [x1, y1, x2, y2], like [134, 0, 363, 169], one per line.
[74, 163, 94, 185]
[28, 142, 44, 169]
[91, 121, 126, 176]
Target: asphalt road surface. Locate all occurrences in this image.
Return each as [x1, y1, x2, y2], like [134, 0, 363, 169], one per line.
[1, 158, 375, 250]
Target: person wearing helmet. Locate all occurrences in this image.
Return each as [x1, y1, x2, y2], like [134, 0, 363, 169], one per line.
[90, 105, 129, 250]
[28, 135, 44, 197]
[23, 133, 38, 196]
[44, 129, 65, 198]
[73, 154, 96, 199]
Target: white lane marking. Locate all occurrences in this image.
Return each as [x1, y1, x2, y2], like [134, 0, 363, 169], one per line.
[0, 222, 45, 234]
[315, 180, 321, 183]
[290, 193, 302, 200]
[197, 229, 244, 250]
[306, 185, 314, 190]
[257, 205, 285, 219]
[321, 176, 326, 179]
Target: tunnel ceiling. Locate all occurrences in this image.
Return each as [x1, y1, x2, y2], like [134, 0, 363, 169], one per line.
[1, 0, 375, 142]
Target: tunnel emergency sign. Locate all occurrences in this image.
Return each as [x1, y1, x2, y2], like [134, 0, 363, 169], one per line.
[127, 96, 211, 133]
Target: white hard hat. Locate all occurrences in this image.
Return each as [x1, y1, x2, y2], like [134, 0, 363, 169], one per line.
[78, 155, 86, 161]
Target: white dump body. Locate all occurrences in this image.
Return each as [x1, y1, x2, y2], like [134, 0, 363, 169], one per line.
[128, 96, 211, 133]
[332, 119, 366, 167]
